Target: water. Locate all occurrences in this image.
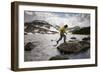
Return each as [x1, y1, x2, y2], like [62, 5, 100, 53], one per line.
[24, 33, 90, 61]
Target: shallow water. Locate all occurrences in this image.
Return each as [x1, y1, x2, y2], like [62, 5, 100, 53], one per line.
[24, 33, 90, 61]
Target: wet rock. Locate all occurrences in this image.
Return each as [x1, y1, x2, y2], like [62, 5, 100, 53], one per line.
[49, 55, 69, 60]
[57, 42, 82, 54]
[69, 37, 79, 43]
[71, 37, 76, 39]
[57, 41, 90, 54]
[25, 42, 36, 51]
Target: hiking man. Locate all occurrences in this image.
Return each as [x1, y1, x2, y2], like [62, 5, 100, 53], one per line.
[57, 24, 68, 44]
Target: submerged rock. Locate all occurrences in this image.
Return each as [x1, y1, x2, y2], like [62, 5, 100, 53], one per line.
[49, 55, 69, 60]
[25, 42, 36, 51]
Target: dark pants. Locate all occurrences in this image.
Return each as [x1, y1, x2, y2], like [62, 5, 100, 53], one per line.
[57, 33, 66, 44]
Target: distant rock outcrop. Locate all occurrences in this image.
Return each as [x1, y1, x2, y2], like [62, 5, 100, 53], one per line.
[24, 20, 58, 34]
[72, 27, 90, 35]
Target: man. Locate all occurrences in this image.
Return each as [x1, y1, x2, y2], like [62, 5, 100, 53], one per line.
[57, 24, 68, 44]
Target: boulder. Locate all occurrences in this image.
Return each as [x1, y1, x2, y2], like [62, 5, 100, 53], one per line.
[25, 42, 36, 51]
[57, 41, 90, 54]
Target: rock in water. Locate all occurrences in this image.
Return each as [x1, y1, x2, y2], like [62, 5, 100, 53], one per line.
[25, 42, 35, 51]
[71, 37, 76, 40]
[57, 42, 82, 54]
[49, 55, 69, 60]
[57, 41, 90, 54]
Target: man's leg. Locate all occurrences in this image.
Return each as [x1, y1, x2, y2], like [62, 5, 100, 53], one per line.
[57, 34, 63, 44]
[64, 34, 66, 43]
